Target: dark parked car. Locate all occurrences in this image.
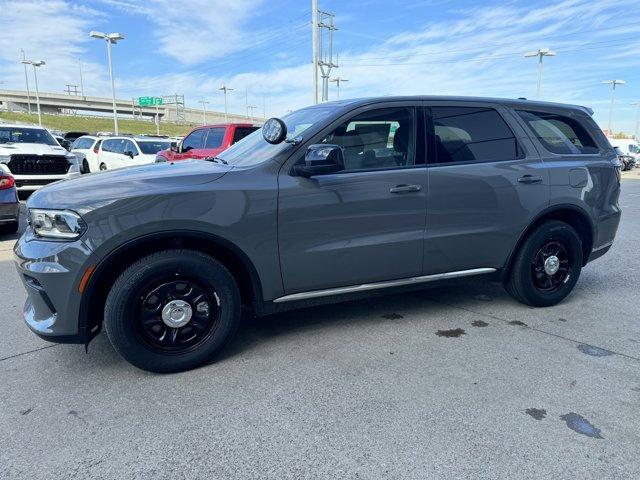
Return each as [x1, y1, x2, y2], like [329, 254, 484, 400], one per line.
[0, 172, 19, 233]
[15, 96, 621, 372]
[614, 146, 635, 171]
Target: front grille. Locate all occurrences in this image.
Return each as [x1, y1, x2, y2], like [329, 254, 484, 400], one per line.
[8, 155, 70, 175]
[14, 178, 59, 187]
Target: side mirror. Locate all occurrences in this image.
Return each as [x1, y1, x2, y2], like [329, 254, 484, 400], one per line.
[124, 150, 135, 158]
[170, 143, 179, 153]
[293, 144, 344, 177]
[182, 145, 193, 153]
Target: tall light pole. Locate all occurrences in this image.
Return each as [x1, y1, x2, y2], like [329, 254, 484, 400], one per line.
[524, 48, 556, 98]
[22, 60, 44, 125]
[602, 80, 626, 135]
[78, 59, 85, 97]
[219, 85, 233, 122]
[198, 99, 209, 125]
[631, 102, 640, 140]
[311, 0, 319, 104]
[20, 49, 32, 114]
[90, 31, 124, 135]
[330, 77, 348, 99]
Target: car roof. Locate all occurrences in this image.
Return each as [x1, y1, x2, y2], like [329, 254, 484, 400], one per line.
[0, 123, 48, 130]
[310, 96, 594, 115]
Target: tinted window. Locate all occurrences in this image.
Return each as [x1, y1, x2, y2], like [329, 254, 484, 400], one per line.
[72, 137, 92, 149]
[182, 129, 206, 150]
[432, 107, 519, 163]
[204, 128, 224, 149]
[316, 107, 415, 171]
[123, 140, 137, 156]
[137, 140, 171, 154]
[517, 110, 599, 154]
[629, 143, 640, 154]
[0, 127, 58, 146]
[101, 139, 116, 153]
[112, 139, 126, 155]
[232, 126, 259, 144]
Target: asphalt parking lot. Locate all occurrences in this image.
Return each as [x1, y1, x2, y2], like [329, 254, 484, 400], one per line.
[1, 181, 639, 480]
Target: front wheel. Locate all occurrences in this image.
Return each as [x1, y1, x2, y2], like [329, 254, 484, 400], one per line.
[504, 220, 583, 307]
[104, 249, 241, 373]
[99, 163, 107, 171]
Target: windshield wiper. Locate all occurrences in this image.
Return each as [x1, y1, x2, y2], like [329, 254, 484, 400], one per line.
[203, 156, 228, 165]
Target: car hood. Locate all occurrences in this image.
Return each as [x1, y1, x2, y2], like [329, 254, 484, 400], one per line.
[0, 142, 69, 156]
[27, 160, 233, 213]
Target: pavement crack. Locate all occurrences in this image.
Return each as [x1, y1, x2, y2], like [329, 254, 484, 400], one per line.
[431, 300, 640, 363]
[0, 343, 60, 362]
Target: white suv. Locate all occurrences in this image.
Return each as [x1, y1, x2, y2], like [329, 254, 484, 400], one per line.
[97, 136, 171, 171]
[0, 124, 80, 192]
[71, 135, 104, 173]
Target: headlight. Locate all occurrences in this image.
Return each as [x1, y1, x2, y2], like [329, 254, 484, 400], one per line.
[29, 209, 87, 240]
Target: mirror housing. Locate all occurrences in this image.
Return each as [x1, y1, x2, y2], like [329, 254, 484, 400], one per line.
[124, 150, 135, 158]
[293, 144, 344, 177]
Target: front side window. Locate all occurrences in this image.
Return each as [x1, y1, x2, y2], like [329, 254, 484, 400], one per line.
[182, 129, 206, 151]
[101, 139, 115, 153]
[204, 128, 225, 149]
[432, 106, 520, 163]
[316, 107, 416, 171]
[0, 127, 58, 146]
[517, 110, 599, 154]
[112, 139, 126, 155]
[137, 140, 171, 154]
[628, 143, 640, 154]
[123, 140, 138, 156]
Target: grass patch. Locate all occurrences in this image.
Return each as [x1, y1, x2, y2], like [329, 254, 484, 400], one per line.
[0, 111, 195, 136]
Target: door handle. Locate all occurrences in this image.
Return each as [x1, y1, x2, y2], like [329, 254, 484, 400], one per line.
[517, 175, 543, 184]
[390, 184, 422, 194]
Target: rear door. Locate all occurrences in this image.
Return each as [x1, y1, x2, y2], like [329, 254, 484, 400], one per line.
[423, 101, 549, 274]
[278, 103, 428, 294]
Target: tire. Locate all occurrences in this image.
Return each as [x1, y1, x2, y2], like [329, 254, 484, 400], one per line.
[82, 159, 90, 174]
[99, 163, 107, 171]
[0, 221, 19, 234]
[104, 249, 241, 373]
[504, 220, 583, 307]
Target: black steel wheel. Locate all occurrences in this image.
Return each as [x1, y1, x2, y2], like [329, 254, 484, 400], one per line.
[505, 220, 583, 307]
[105, 249, 241, 373]
[531, 239, 572, 293]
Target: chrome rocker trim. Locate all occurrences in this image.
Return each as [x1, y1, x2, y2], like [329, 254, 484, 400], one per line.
[273, 267, 497, 303]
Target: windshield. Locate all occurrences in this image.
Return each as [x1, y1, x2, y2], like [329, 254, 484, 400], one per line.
[137, 140, 171, 154]
[217, 105, 339, 167]
[0, 127, 58, 146]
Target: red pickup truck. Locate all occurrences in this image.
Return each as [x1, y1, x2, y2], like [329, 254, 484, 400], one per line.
[155, 123, 259, 163]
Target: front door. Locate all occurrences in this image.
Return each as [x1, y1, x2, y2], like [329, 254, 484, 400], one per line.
[278, 104, 428, 294]
[423, 102, 549, 274]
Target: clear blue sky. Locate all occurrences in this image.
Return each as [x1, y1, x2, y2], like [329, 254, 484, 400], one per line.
[1, 0, 639, 133]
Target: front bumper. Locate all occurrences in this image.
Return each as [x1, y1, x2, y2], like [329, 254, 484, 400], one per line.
[13, 171, 81, 191]
[14, 228, 94, 344]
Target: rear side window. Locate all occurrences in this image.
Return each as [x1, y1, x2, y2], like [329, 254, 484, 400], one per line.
[432, 107, 520, 163]
[204, 128, 225, 149]
[101, 139, 115, 152]
[232, 127, 259, 144]
[517, 110, 599, 154]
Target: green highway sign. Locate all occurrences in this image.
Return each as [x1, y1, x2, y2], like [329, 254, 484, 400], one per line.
[138, 96, 163, 106]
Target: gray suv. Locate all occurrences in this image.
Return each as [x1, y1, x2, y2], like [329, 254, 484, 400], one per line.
[14, 97, 621, 372]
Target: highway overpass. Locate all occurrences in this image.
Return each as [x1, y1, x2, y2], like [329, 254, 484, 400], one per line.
[0, 89, 260, 125]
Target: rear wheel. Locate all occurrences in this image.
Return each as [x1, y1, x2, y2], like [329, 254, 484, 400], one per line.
[104, 249, 241, 373]
[504, 220, 583, 307]
[82, 159, 90, 174]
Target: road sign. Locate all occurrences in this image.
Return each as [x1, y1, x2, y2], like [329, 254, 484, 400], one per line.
[138, 96, 163, 106]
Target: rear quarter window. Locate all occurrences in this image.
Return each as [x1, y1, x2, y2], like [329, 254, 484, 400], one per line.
[517, 110, 599, 155]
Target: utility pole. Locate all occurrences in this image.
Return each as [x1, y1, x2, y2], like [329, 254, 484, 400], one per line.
[90, 31, 125, 135]
[631, 102, 640, 140]
[330, 77, 348, 99]
[21, 60, 44, 126]
[246, 105, 257, 121]
[317, 9, 338, 102]
[219, 85, 233, 122]
[311, 0, 319, 104]
[20, 49, 32, 114]
[524, 48, 556, 98]
[199, 99, 209, 124]
[65, 84, 79, 95]
[263, 93, 266, 119]
[602, 80, 626, 136]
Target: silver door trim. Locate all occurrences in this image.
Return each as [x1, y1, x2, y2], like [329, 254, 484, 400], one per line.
[273, 267, 497, 303]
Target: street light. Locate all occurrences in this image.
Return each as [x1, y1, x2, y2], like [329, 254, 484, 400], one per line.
[219, 85, 233, 122]
[631, 102, 640, 140]
[90, 30, 125, 134]
[20, 49, 32, 114]
[329, 77, 348, 99]
[524, 48, 556, 98]
[21, 60, 45, 126]
[602, 80, 626, 135]
[198, 100, 209, 125]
